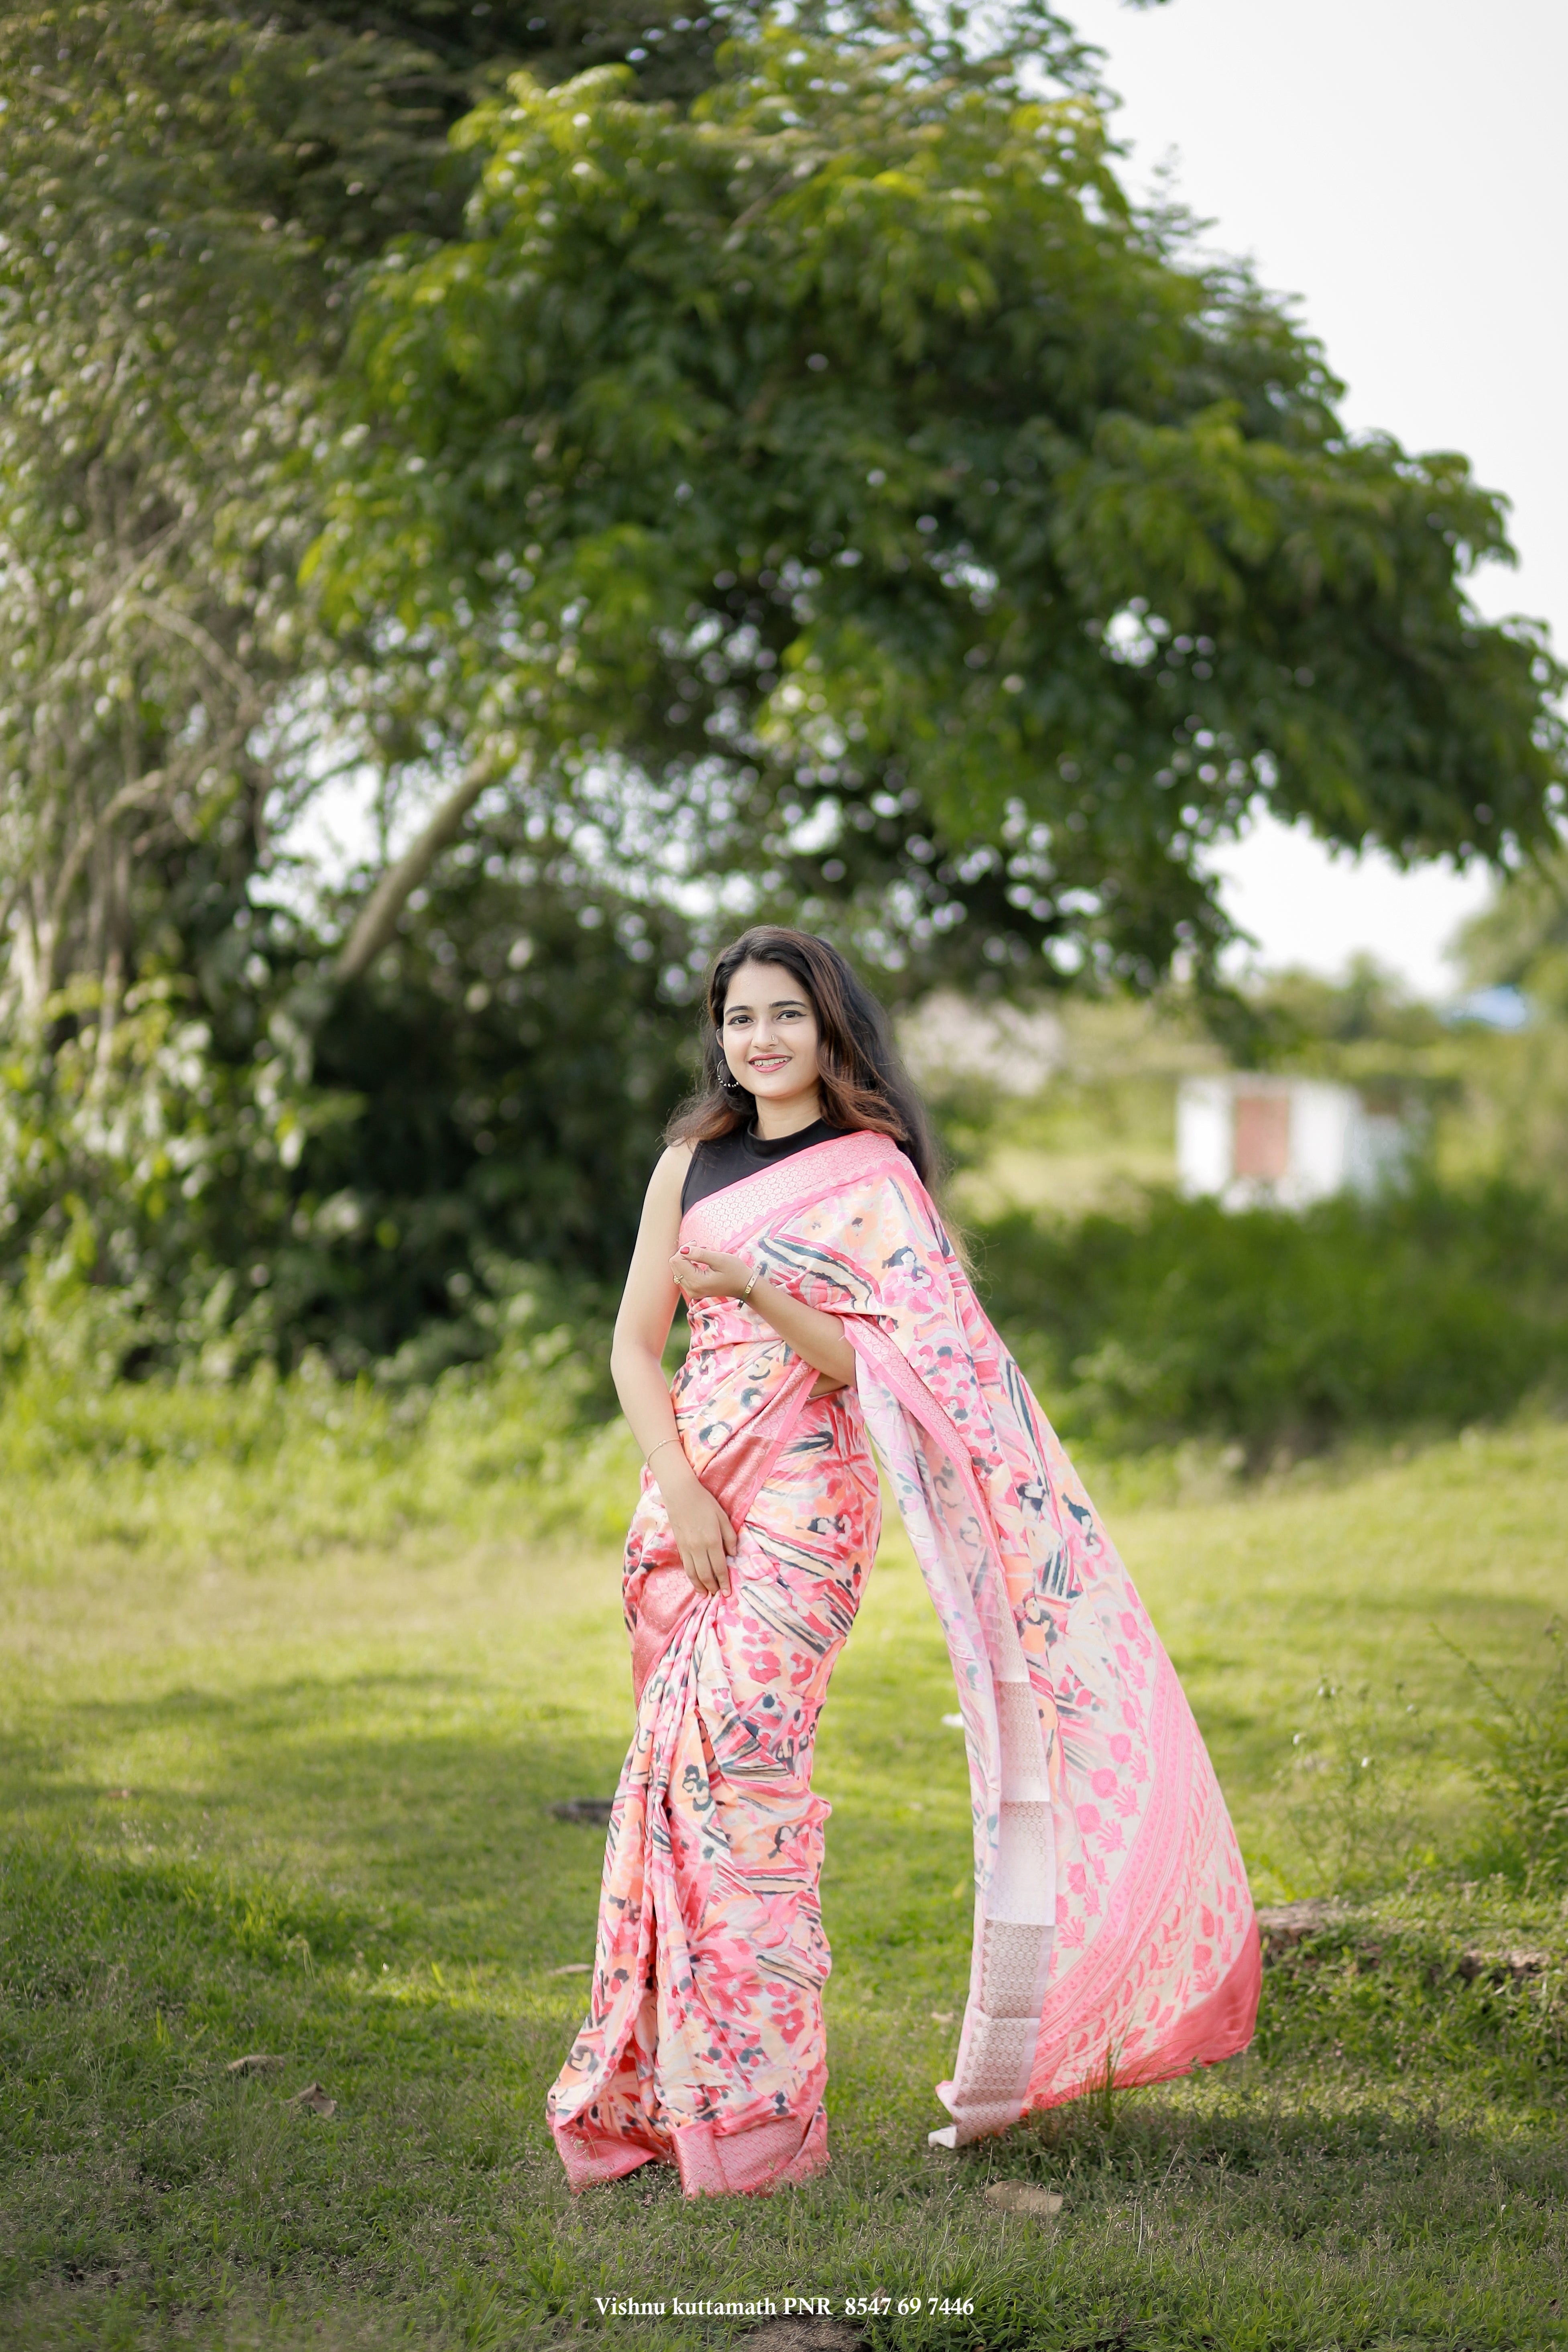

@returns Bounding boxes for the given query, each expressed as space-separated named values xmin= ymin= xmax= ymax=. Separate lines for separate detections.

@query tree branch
xmin=28 ymin=509 xmax=198 ymax=704
xmin=124 ymin=594 xmax=264 ymax=716
xmin=47 ymin=767 xmax=172 ymax=935
xmin=334 ymin=751 xmax=511 ymax=983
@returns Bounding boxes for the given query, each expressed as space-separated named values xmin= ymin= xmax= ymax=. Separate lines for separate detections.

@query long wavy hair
xmin=667 ymin=927 xmax=938 ymax=1188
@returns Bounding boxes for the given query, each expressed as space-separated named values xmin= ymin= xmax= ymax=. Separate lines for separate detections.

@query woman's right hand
xmin=657 ymin=1463 xmax=738 ymax=1596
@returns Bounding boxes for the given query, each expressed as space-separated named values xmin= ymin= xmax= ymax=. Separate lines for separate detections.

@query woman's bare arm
xmin=610 ymin=1148 xmax=738 ymax=1597
xmin=609 ymin=1147 xmax=688 ymax=1460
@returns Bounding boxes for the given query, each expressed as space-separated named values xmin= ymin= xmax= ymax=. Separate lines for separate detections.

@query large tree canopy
xmin=0 ymin=0 xmax=764 ymax=1027
xmin=314 ymin=30 xmax=1566 ymax=990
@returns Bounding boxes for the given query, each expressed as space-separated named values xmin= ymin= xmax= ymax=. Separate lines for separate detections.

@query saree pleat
xmin=548 ymin=1131 xmax=1259 ymax=2193
xmin=549 ymin=1389 xmax=879 ymax=2195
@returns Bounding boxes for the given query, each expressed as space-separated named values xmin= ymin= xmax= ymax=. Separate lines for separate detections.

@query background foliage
xmin=0 ymin=0 xmax=1565 ymax=1420
xmin=0 ymin=852 xmax=698 ymax=1379
xmin=974 ymin=1178 xmax=1568 ymax=1464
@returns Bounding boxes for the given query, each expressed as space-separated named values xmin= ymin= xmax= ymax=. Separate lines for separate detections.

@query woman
xmin=548 ymin=928 xmax=1259 ymax=2197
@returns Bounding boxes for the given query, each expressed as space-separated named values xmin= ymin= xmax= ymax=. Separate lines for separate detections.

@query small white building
xmin=1176 ymin=1075 xmax=1409 ymax=1209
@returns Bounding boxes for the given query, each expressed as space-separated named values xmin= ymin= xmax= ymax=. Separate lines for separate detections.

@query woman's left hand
xmin=669 ymin=1248 xmax=756 ymax=1300
xmin=672 ymin=1244 xmax=857 ymax=1393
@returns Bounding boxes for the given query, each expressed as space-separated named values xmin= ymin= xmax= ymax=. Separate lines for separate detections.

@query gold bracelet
xmin=645 ymin=1436 xmax=684 ymax=1469
xmin=738 ymin=1264 xmax=763 ymax=1306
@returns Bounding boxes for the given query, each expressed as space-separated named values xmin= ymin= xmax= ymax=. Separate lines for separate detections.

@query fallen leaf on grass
xmin=984 ymin=2181 xmax=1063 ymax=2218
xmin=226 ymin=2054 xmax=285 ymax=2075
xmin=287 ymin=2082 xmax=337 ymax=2117
xmin=104 ymin=1788 xmax=135 ymax=1801
xmin=549 ymin=1962 xmax=593 ymax=1976
xmin=930 ymin=2010 xmax=955 ymax=2024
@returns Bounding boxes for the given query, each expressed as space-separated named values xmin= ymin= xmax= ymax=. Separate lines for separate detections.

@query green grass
xmin=2 ymin=1384 xmax=1567 ymax=2350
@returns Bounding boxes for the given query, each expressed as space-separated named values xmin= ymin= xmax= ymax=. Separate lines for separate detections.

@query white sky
xmin=1064 ymin=0 xmax=1567 ymax=997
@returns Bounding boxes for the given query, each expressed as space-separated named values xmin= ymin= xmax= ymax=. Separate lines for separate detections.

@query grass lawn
xmin=2 ymin=1388 xmax=1566 ymax=2350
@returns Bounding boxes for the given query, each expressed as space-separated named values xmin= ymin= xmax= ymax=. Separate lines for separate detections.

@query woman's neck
xmin=752 ymin=1092 xmax=823 ymax=1141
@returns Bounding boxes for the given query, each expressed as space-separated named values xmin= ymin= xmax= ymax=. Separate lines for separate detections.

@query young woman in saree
xmin=548 ymin=928 xmax=1260 ymax=2197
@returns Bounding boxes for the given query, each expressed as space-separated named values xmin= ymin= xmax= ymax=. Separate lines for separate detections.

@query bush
xmin=1446 ymin=1622 xmax=1568 ymax=1894
xmin=974 ymin=1178 xmax=1568 ymax=1461
xmin=0 ymin=859 xmax=698 ymax=1381
xmin=0 ymin=1324 xmax=643 ymax=1571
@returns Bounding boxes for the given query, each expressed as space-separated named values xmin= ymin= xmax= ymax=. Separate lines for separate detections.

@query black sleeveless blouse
xmin=679 ymin=1119 xmax=840 ymax=1217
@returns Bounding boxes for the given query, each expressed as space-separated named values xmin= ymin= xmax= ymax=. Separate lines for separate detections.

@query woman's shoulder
xmin=839 ymin=1127 xmax=921 ymax=1181
xmin=800 ymin=1128 xmax=927 ymax=1213
xmin=645 ymin=1139 xmax=696 ymax=1201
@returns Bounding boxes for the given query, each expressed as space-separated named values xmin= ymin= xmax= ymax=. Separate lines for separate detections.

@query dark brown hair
xmin=667 ymin=927 xmax=938 ymax=1187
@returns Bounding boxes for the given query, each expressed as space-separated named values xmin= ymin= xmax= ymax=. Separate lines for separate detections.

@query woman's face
xmin=720 ymin=960 xmax=823 ymax=1113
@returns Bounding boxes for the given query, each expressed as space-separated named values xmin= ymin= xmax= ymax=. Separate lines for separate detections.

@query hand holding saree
xmin=547 ymin=1131 xmax=1259 ymax=2194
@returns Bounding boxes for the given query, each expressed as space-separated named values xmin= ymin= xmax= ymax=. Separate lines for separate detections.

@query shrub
xmin=1446 ymin=1622 xmax=1568 ymax=1894
xmin=0 ymin=864 xmax=696 ymax=1382
xmin=974 ymin=1177 xmax=1568 ymax=1460
xmin=0 ymin=1322 xmax=642 ymax=1571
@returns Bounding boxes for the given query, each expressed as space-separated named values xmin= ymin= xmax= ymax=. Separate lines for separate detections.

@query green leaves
xmin=315 ymin=23 xmax=1566 ymax=991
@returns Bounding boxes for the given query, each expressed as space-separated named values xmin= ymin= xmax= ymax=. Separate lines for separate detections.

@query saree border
xmin=679 ymin=1129 xmax=905 ymax=1254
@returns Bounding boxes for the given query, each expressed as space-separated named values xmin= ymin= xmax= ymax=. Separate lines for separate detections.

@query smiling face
xmin=720 ymin=960 xmax=824 ymax=1131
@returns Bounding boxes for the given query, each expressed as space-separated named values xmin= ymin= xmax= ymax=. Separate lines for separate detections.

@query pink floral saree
xmin=547 ymin=1132 xmax=1259 ymax=2194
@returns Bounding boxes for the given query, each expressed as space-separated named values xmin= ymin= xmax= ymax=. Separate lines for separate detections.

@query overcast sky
xmin=1063 ymin=0 xmax=1567 ymax=996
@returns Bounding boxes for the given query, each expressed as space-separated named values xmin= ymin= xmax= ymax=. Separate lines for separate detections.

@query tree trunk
xmin=334 ymin=753 xmax=509 ymax=984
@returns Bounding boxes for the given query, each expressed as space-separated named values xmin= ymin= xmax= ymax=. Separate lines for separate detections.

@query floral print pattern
xmin=548 ymin=1133 xmax=1259 ymax=2191
xmin=548 ymin=1387 xmax=878 ymax=2195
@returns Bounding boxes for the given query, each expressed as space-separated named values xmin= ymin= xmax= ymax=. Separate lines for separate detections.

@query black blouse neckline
xmin=743 ymin=1118 xmax=836 ymax=1156
xmin=679 ymin=1117 xmax=840 ymax=1215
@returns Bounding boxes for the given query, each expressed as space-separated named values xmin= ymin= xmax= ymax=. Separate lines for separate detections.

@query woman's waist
xmin=673 ymin=1328 xmax=794 ymax=1400
xmin=667 ymin=1381 xmax=867 ymax=1468
xmin=681 ymin=1299 xmax=791 ymax=1349
xmin=631 ymin=1386 xmax=873 ymax=1560
xmin=673 ymin=1344 xmax=862 ymax=1410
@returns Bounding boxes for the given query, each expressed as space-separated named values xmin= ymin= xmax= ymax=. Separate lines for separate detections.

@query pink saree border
xmin=678 ymin=1129 xmax=906 ymax=1255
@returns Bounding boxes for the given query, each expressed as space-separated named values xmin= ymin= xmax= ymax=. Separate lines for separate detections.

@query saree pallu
xmin=548 ymin=1131 xmax=1259 ymax=2193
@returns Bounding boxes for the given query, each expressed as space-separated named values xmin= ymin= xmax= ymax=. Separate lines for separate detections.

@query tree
xmin=6 ymin=2 xmax=1565 ymax=1375
xmin=0 ymin=0 xmax=744 ymax=1032
xmin=280 ymin=0 xmax=765 ymax=108
xmin=0 ymin=0 xmax=718 ymax=1368
xmin=313 ymin=28 xmax=1566 ymax=995
xmin=0 ymin=0 xmax=460 ymax=1030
